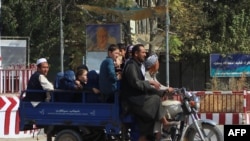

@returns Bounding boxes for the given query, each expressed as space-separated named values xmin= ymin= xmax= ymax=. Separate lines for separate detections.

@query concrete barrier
xmin=0 ymin=95 xmax=37 ymax=138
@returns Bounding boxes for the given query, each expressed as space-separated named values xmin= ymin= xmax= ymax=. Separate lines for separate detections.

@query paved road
xmin=0 ymin=125 xmax=224 ymax=141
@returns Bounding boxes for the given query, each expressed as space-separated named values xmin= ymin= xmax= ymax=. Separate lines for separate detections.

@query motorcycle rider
xmin=144 ymin=52 xmax=176 ymax=140
xmin=121 ymin=44 xmax=177 ymax=141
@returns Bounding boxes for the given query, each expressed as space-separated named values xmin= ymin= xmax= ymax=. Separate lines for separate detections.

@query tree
xmin=2 ymin=0 xmax=250 ymax=82
xmin=202 ymin=0 xmax=250 ymax=54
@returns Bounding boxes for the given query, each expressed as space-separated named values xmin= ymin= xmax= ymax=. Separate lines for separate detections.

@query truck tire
xmin=55 ymin=129 xmax=82 ymax=141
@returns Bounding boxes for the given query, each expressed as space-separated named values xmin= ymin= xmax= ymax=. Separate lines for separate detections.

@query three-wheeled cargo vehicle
xmin=18 ymin=89 xmax=137 ymax=141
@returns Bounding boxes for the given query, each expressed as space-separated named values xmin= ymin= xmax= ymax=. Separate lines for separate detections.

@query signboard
xmin=85 ymin=24 xmax=121 ymax=71
xmin=210 ymin=54 xmax=250 ymax=77
xmin=86 ymin=24 xmax=121 ymax=52
xmin=0 ymin=39 xmax=27 ymax=68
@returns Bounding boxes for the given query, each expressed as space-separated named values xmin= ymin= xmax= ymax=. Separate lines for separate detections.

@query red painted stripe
xmin=213 ymin=91 xmax=222 ymax=94
xmin=15 ymin=110 xmax=20 ymax=134
xmin=4 ymin=97 xmax=17 ymax=135
xmin=196 ymin=92 xmax=205 ymax=95
xmin=22 ymin=70 xmax=25 ymax=90
xmin=0 ymin=70 xmax=2 ymax=93
xmin=15 ymin=70 xmax=19 ymax=92
xmin=232 ymin=113 xmax=239 ymax=124
xmin=219 ymin=113 xmax=225 ymax=125
xmin=206 ymin=113 xmax=213 ymax=120
xmin=0 ymin=97 xmax=6 ymax=110
xmin=6 ymin=71 xmax=9 ymax=93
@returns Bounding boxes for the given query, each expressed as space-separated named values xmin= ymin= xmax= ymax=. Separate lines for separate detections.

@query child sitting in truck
xmin=55 ymin=70 xmax=80 ymax=102
xmin=74 ymin=69 xmax=101 ymax=103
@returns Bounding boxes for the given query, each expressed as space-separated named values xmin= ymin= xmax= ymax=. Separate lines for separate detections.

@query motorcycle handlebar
xmin=172 ymin=87 xmax=194 ymax=99
xmin=173 ymin=87 xmax=186 ymax=94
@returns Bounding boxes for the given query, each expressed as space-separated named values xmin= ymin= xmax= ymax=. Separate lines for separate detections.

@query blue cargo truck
xmin=18 ymin=90 xmax=137 ymax=141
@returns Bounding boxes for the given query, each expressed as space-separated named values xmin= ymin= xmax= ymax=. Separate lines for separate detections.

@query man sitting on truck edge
xmin=24 ymin=58 xmax=54 ymax=102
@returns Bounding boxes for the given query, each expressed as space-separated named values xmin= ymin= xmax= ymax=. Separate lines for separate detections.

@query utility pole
xmin=165 ymin=0 xmax=170 ymax=87
xmin=60 ymin=0 xmax=64 ymax=72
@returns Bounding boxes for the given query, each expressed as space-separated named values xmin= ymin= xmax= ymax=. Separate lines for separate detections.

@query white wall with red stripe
xmin=0 ymin=69 xmax=38 ymax=138
xmin=0 ymin=95 xmax=37 ymax=138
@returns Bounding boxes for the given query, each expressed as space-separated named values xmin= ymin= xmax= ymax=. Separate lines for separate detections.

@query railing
xmin=0 ymin=69 xmax=36 ymax=94
xmin=170 ymin=91 xmax=250 ymax=124
xmin=170 ymin=91 xmax=250 ymax=113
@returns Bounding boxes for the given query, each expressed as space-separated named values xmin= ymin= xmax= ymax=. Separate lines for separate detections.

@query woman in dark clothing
xmin=121 ymin=44 xmax=176 ymax=141
xmin=85 ymin=70 xmax=102 ymax=103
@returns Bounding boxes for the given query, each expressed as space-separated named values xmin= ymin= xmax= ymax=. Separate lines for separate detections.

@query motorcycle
xmin=160 ymin=87 xmax=224 ymax=141
xmin=99 ymin=87 xmax=224 ymax=141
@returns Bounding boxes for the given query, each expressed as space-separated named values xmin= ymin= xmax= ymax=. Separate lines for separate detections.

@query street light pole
xmin=165 ymin=0 xmax=170 ymax=87
xmin=60 ymin=0 xmax=64 ymax=72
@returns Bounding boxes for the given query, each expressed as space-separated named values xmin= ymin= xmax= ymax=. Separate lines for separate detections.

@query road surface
xmin=0 ymin=125 xmax=224 ymax=141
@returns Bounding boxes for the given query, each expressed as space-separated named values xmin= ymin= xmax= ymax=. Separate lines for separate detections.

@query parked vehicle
xmin=18 ymin=88 xmax=223 ymax=141
xmin=161 ymin=87 xmax=224 ymax=141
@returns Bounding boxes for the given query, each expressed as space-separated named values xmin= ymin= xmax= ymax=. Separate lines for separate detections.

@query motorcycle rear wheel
xmin=186 ymin=123 xmax=223 ymax=141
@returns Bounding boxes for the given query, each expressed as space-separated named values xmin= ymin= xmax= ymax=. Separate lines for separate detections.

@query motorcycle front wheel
xmin=186 ymin=123 xmax=223 ymax=141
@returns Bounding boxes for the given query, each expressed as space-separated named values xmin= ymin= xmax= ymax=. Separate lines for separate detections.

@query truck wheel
xmin=55 ymin=129 xmax=82 ymax=141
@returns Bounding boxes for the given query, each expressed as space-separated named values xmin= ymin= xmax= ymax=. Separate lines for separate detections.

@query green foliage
xmin=116 ymin=0 xmax=135 ymax=8
xmin=227 ymin=10 xmax=250 ymax=53
xmin=1 ymin=0 xmax=94 ymax=71
xmin=2 ymin=0 xmax=250 ymax=79
xmin=202 ymin=0 xmax=250 ymax=55
xmin=169 ymin=35 xmax=183 ymax=61
xmin=1 ymin=1 xmax=61 ymax=64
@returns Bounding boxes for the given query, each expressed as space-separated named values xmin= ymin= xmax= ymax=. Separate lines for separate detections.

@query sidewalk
xmin=0 ymin=130 xmax=52 ymax=141
xmin=0 ymin=135 xmax=48 ymax=141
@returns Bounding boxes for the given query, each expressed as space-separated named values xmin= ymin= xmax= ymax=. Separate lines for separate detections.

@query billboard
xmin=0 ymin=39 xmax=27 ymax=68
xmin=85 ymin=24 xmax=121 ymax=71
xmin=210 ymin=54 xmax=250 ymax=77
xmin=86 ymin=23 xmax=121 ymax=52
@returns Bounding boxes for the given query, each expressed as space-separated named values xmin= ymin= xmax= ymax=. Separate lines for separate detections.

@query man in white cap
xmin=24 ymin=58 xmax=54 ymax=102
xmin=144 ymin=53 xmax=173 ymax=91
xmin=144 ymin=53 xmax=176 ymax=141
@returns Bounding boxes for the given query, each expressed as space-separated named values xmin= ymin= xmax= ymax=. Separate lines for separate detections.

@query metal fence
xmin=0 ymin=69 xmax=35 ymax=94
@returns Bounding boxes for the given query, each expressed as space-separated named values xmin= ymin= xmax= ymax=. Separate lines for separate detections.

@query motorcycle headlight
xmin=194 ymin=96 xmax=200 ymax=111
xmin=189 ymin=96 xmax=200 ymax=111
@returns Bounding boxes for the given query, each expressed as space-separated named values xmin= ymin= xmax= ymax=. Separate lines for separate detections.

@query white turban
xmin=145 ymin=54 xmax=158 ymax=69
xmin=36 ymin=58 xmax=47 ymax=65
